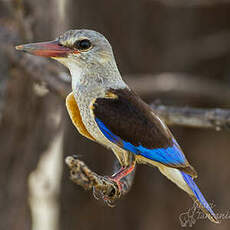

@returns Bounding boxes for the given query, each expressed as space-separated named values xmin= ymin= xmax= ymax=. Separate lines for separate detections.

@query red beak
xmin=15 ymin=40 xmax=72 ymax=57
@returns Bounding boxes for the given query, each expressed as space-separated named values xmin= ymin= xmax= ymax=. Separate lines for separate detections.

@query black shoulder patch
xmin=93 ymin=88 xmax=172 ymax=149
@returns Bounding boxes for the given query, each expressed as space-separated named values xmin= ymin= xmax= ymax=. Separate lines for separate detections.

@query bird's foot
xmin=106 ymin=163 xmax=136 ymax=197
xmin=65 ymin=155 xmax=135 ymax=207
xmin=92 ymin=175 xmax=121 ymax=207
xmin=92 ymin=164 xmax=135 ymax=206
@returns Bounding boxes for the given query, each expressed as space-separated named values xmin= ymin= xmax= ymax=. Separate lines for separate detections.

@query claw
xmin=104 ymin=198 xmax=116 ymax=208
xmin=92 ymin=180 xmax=119 ymax=206
xmin=92 ymin=187 xmax=100 ymax=200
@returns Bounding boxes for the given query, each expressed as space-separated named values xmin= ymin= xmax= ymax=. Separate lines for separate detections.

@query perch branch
xmin=151 ymin=104 xmax=230 ymax=131
xmin=65 ymin=156 xmax=136 ymax=206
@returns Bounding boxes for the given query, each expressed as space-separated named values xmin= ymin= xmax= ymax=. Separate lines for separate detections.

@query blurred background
xmin=0 ymin=0 xmax=230 ymax=229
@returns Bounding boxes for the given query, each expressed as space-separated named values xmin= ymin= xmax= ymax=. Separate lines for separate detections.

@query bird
xmin=16 ymin=29 xmax=219 ymax=224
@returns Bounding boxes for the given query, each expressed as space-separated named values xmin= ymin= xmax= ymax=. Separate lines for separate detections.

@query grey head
xmin=56 ymin=29 xmax=116 ymax=70
xmin=55 ymin=29 xmax=125 ymax=90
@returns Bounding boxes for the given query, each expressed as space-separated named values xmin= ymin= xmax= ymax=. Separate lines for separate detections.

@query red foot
xmin=110 ymin=164 xmax=136 ymax=191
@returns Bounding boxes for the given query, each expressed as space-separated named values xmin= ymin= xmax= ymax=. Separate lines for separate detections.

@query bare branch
xmin=65 ymin=156 xmax=136 ymax=206
xmin=151 ymin=104 xmax=230 ymax=131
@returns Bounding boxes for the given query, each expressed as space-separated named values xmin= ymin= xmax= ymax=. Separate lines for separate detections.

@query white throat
xmin=54 ymin=57 xmax=83 ymax=88
xmin=68 ymin=62 xmax=83 ymax=88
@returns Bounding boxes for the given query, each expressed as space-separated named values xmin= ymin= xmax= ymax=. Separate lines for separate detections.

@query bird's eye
xmin=74 ymin=39 xmax=92 ymax=51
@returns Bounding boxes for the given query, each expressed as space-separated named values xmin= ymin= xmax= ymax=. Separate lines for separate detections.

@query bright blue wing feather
xmin=181 ymin=171 xmax=217 ymax=221
xmin=96 ymin=118 xmax=186 ymax=166
xmin=96 ymin=118 xmax=120 ymax=143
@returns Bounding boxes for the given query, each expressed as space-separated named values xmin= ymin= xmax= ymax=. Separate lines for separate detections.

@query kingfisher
xmin=16 ymin=29 xmax=219 ymax=223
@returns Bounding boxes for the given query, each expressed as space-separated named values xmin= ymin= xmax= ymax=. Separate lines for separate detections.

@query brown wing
xmin=93 ymin=88 xmax=172 ymax=149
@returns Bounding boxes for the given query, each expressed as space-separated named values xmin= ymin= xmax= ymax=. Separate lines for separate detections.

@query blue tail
xmin=181 ymin=171 xmax=219 ymax=223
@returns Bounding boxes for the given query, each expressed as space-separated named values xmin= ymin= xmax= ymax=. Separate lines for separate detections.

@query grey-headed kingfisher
xmin=16 ymin=29 xmax=219 ymax=223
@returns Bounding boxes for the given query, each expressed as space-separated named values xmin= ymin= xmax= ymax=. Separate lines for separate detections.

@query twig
xmin=65 ymin=156 xmax=135 ymax=206
xmin=151 ymin=104 xmax=230 ymax=131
